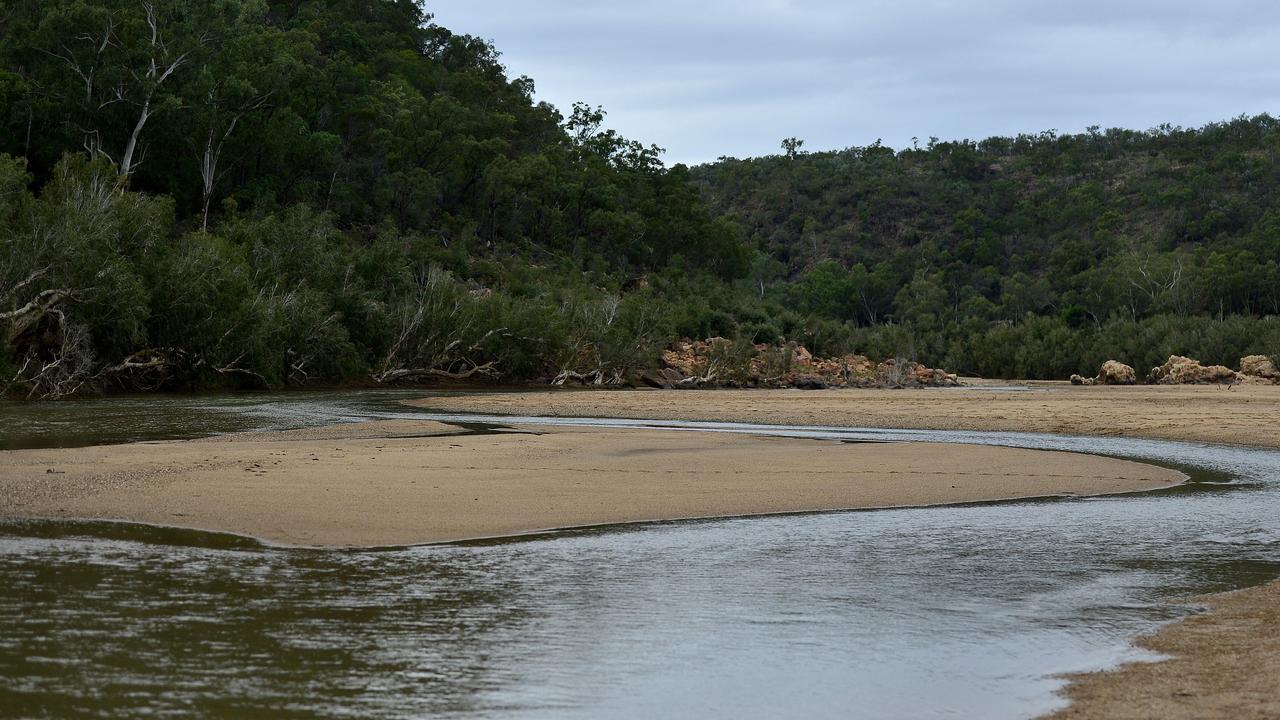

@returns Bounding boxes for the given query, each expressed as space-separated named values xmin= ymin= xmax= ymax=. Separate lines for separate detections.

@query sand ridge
xmin=405 ymin=383 xmax=1280 ymax=449
xmin=0 ymin=419 xmax=1183 ymax=547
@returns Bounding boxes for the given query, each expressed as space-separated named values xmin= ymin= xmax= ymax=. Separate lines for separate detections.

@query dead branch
xmin=373 ymin=362 xmax=499 ymax=384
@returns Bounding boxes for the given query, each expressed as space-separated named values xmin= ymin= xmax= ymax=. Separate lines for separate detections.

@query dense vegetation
xmin=1 ymin=0 xmax=1276 ymax=397
xmin=0 ymin=0 xmax=746 ymax=396
xmin=694 ymin=122 xmax=1280 ymax=377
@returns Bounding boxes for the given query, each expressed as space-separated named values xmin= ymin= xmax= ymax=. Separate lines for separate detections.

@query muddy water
xmin=1 ymin=391 xmax=1278 ymax=719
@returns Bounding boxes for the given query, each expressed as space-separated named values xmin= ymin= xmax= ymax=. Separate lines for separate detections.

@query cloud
xmin=429 ymin=1 xmax=1280 ymax=164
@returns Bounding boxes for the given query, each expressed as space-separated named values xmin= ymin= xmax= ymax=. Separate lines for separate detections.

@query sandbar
xmin=0 ymin=418 xmax=1182 ymax=547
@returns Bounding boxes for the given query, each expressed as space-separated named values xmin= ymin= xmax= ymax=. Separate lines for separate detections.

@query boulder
xmin=1146 ymin=355 xmax=1239 ymax=385
xmin=1240 ymin=355 xmax=1280 ymax=383
xmin=1097 ymin=360 xmax=1137 ymax=385
xmin=659 ymin=367 xmax=688 ymax=387
xmin=1069 ymin=374 xmax=1096 ymax=386
xmin=791 ymin=345 xmax=814 ymax=366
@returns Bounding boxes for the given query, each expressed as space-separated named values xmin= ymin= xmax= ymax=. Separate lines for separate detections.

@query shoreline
xmin=0 ymin=417 xmax=1183 ymax=548
xmin=5 ymin=386 xmax=1277 ymax=716
xmin=405 ymin=383 xmax=1280 ymax=449
xmin=1043 ymin=581 xmax=1280 ymax=719
xmin=404 ymin=387 xmax=1280 ymax=719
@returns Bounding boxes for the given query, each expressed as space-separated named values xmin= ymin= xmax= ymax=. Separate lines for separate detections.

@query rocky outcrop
xmin=1070 ymin=360 xmax=1137 ymax=386
xmin=874 ymin=359 xmax=962 ymax=388
xmin=1098 ymin=360 xmax=1138 ymax=385
xmin=1239 ymin=355 xmax=1280 ymax=383
xmin=649 ymin=339 xmax=960 ymax=390
xmin=1146 ymin=355 xmax=1239 ymax=385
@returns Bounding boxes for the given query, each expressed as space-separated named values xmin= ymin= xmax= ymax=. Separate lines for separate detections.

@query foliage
xmin=1 ymin=2 xmax=1276 ymax=395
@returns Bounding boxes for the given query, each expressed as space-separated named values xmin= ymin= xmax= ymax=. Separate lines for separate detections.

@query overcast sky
xmin=429 ymin=1 xmax=1280 ymax=165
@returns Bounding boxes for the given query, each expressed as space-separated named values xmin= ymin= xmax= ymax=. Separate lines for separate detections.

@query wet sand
xmin=0 ymin=419 xmax=1181 ymax=547
xmin=1045 ymin=581 xmax=1280 ymax=720
xmin=407 ymin=383 xmax=1280 ymax=449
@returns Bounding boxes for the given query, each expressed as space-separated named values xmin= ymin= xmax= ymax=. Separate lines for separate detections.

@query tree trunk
xmin=119 ymin=97 xmax=152 ymax=179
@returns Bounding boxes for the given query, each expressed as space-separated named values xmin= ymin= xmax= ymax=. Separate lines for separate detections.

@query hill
xmin=1 ymin=1 xmax=1276 ymax=396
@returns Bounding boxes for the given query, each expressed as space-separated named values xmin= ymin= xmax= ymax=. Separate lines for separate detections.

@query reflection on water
xmin=0 ymin=390 xmax=425 ymax=450
xmin=1 ymin=391 xmax=1279 ymax=719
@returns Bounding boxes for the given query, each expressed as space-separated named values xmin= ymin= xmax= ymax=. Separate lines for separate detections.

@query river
xmin=1 ymin=390 xmax=1277 ymax=718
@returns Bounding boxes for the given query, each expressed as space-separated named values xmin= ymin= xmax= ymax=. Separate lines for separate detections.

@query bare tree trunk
xmin=120 ymin=2 xmax=189 ymax=180
xmin=200 ymin=128 xmax=217 ymax=231
xmin=119 ymin=98 xmax=151 ymax=178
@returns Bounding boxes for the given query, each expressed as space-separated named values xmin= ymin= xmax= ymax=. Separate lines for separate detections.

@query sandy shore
xmin=1045 ymin=581 xmax=1280 ymax=720
xmin=0 ymin=418 xmax=1181 ymax=547
xmin=406 ymin=383 xmax=1280 ymax=449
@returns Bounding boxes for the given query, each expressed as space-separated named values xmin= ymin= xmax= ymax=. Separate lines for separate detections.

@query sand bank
xmin=406 ymin=383 xmax=1280 ymax=449
xmin=1045 ymin=580 xmax=1280 ymax=719
xmin=0 ymin=419 xmax=1181 ymax=547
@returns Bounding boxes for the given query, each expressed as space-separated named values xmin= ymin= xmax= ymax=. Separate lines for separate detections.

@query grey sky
xmin=429 ymin=1 xmax=1280 ymax=165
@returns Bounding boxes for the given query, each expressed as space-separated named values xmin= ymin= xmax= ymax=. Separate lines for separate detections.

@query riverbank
xmin=406 ymin=382 xmax=1280 ymax=449
xmin=407 ymin=386 xmax=1280 ymax=718
xmin=0 ymin=418 xmax=1181 ymax=547
xmin=1046 ymin=580 xmax=1280 ymax=719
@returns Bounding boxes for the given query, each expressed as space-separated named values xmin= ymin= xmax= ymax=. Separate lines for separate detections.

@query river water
xmin=1 ymin=391 xmax=1278 ymax=719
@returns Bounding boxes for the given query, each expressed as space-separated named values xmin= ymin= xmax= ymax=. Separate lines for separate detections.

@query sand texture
xmin=406 ymin=383 xmax=1280 ymax=449
xmin=0 ymin=419 xmax=1181 ymax=547
xmin=1045 ymin=580 xmax=1280 ymax=720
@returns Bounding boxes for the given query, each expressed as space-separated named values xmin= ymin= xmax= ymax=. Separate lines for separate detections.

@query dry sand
xmin=0 ymin=418 xmax=1181 ymax=547
xmin=406 ymin=382 xmax=1280 ymax=449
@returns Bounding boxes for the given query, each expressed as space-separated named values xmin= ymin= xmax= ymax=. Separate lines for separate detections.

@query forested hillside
xmin=693 ymin=121 xmax=1280 ymax=378
xmin=0 ymin=0 xmax=746 ymax=397
xmin=1 ymin=0 xmax=1277 ymax=397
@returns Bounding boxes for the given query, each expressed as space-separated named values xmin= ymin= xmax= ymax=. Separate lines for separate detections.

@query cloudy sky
xmin=430 ymin=1 xmax=1280 ymax=165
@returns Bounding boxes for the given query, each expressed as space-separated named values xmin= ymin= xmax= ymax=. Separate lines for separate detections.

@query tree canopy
xmin=0 ymin=1 xmax=1276 ymax=396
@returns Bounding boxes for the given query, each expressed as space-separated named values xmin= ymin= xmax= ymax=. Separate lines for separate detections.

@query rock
xmin=874 ymin=359 xmax=962 ymax=388
xmin=661 ymin=340 xmax=702 ymax=377
xmin=650 ymin=339 xmax=960 ymax=390
xmin=660 ymin=367 xmax=687 ymax=387
xmin=635 ymin=371 xmax=669 ymax=390
xmin=1097 ymin=360 xmax=1137 ymax=385
xmin=1071 ymin=361 xmax=1135 ymax=386
xmin=1240 ymin=355 xmax=1280 ymax=383
xmin=792 ymin=375 xmax=827 ymax=390
xmin=1147 ymin=355 xmax=1240 ymax=385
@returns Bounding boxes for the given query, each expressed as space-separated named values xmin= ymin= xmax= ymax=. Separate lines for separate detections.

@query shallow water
xmin=1 ymin=391 xmax=1278 ymax=719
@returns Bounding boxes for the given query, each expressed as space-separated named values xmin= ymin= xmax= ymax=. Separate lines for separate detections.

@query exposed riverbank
xmin=1046 ymin=581 xmax=1280 ymax=720
xmin=406 ymin=382 xmax=1280 ymax=449
xmin=0 ymin=418 xmax=1182 ymax=547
